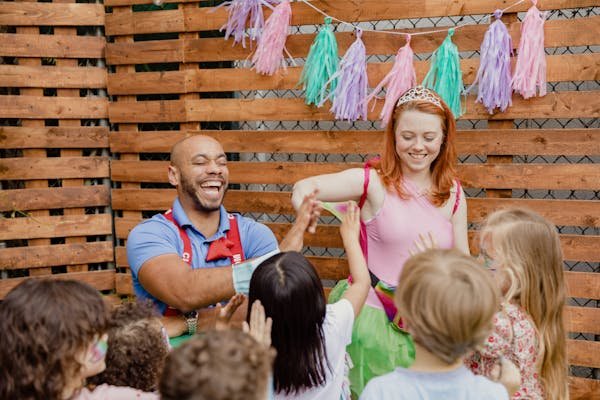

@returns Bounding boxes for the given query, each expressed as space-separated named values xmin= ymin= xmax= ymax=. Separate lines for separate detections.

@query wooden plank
xmin=183 ymin=16 xmax=600 ymax=63
xmin=107 ymin=70 xmax=190 ymax=96
xmin=0 ymin=186 xmax=110 ymax=212
xmin=115 ymin=241 xmax=600 ymax=294
xmin=105 ymin=8 xmax=184 ymax=36
xmin=102 ymin=0 xmax=598 ymax=31
xmin=107 ymin=53 xmax=600 ymax=94
xmin=567 ymin=339 xmax=600 ymax=368
xmin=109 ymin=129 xmax=600 ymax=156
xmin=0 ymin=270 xmax=116 ymax=299
xmin=114 ymin=216 xmax=600 ymax=262
xmin=0 ymin=2 xmax=104 ymax=26
xmin=1 ymin=33 xmax=105 ymax=59
xmin=0 ymin=65 xmax=106 ymax=89
xmin=458 ymin=164 xmax=600 ymax=191
xmin=466 ymin=198 xmax=600 ymax=228
xmin=565 ymin=306 xmax=600 ymax=335
xmin=456 ymin=129 xmax=600 ymax=156
xmin=106 ymin=16 xmax=600 ymax=64
xmin=565 ymin=271 xmax=600 ymax=300
xmin=0 ymin=242 xmax=114 ymax=269
xmin=0 ymin=96 xmax=108 ymax=120
xmin=0 ymin=157 xmax=109 ymax=180
xmin=107 ymin=91 xmax=600 ymax=123
xmin=570 ymin=377 xmax=600 ymax=400
xmin=110 ymin=189 xmax=600 ymax=228
xmin=0 ymin=126 xmax=109 ymax=149
xmin=105 ymin=38 xmax=182 ymax=65
xmin=0 ymin=214 xmax=113 ymax=241
xmin=110 ymin=160 xmax=600 ymax=191
xmin=469 ymin=232 xmax=600 ymax=264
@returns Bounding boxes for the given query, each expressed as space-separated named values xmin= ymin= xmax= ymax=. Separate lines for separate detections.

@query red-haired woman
xmin=291 ymin=86 xmax=469 ymax=397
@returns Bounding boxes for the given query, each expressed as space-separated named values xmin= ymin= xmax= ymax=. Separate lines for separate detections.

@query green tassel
xmin=299 ymin=17 xmax=339 ymax=106
xmin=422 ymin=28 xmax=464 ymax=118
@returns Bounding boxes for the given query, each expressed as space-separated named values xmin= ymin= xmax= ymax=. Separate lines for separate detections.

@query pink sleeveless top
xmin=363 ymin=179 xmax=455 ymax=309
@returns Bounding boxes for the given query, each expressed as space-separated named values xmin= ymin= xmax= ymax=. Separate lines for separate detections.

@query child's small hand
xmin=280 ymin=190 xmax=322 ymax=252
xmin=243 ymin=300 xmax=272 ymax=348
xmin=215 ymin=293 xmax=246 ymax=331
xmin=409 ymin=232 xmax=437 ymax=256
xmin=339 ymin=201 xmax=360 ymax=246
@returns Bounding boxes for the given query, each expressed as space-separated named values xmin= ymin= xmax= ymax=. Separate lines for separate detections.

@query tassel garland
xmin=220 ymin=0 xmax=277 ymax=48
xmin=512 ymin=0 xmax=547 ymax=99
xmin=252 ymin=0 xmax=292 ymax=76
xmin=422 ymin=28 xmax=464 ymax=118
xmin=298 ymin=17 xmax=339 ymax=106
xmin=321 ymin=29 xmax=369 ymax=121
xmin=366 ymin=35 xmax=416 ymax=127
xmin=468 ymin=10 xmax=513 ymax=114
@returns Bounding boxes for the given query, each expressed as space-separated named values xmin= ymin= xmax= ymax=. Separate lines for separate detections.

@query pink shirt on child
xmin=72 ymin=384 xmax=159 ymax=400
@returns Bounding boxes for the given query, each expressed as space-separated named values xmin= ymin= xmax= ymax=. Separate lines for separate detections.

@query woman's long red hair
xmin=372 ymin=95 xmax=458 ymax=207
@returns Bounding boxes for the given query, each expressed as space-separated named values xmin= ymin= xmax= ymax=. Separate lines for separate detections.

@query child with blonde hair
xmin=361 ymin=249 xmax=509 ymax=399
xmin=467 ymin=208 xmax=569 ymax=399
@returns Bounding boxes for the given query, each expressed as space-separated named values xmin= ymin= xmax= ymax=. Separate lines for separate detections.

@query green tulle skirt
xmin=329 ymin=279 xmax=415 ymax=397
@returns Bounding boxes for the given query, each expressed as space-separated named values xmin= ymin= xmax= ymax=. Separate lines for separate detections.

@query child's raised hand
xmin=243 ymin=300 xmax=272 ymax=348
xmin=339 ymin=201 xmax=360 ymax=246
xmin=409 ymin=232 xmax=438 ymax=256
xmin=215 ymin=293 xmax=246 ymax=331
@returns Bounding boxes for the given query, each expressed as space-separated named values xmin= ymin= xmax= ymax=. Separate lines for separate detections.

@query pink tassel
xmin=365 ymin=34 xmax=416 ymax=127
xmin=512 ymin=0 xmax=547 ymax=99
xmin=252 ymin=0 xmax=291 ymax=76
xmin=321 ymin=29 xmax=369 ymax=121
xmin=219 ymin=0 xmax=278 ymax=48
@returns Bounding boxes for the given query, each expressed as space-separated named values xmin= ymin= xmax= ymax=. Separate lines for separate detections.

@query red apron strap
xmin=163 ymin=209 xmax=192 ymax=265
xmin=226 ymin=214 xmax=245 ymax=265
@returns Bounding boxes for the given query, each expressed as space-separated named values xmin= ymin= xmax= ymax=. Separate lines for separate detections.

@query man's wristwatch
xmin=184 ymin=310 xmax=198 ymax=336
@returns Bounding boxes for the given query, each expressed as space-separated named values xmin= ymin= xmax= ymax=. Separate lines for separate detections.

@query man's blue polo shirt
xmin=126 ymin=198 xmax=278 ymax=313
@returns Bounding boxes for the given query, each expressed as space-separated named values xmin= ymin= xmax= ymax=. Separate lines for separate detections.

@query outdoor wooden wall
xmin=0 ymin=0 xmax=598 ymax=397
xmin=104 ymin=0 xmax=599 ymax=396
xmin=0 ymin=1 xmax=113 ymax=296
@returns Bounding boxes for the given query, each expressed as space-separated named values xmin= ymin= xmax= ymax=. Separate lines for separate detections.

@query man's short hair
xmin=395 ymin=249 xmax=500 ymax=364
xmin=160 ymin=329 xmax=275 ymax=400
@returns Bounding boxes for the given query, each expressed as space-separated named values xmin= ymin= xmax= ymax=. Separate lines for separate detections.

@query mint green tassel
xmin=299 ymin=17 xmax=339 ymax=106
xmin=422 ymin=28 xmax=464 ymax=118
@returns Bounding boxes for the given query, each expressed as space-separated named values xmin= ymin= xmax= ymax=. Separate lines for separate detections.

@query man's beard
xmin=180 ymin=176 xmax=227 ymax=213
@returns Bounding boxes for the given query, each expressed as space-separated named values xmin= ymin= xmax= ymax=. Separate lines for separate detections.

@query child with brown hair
xmin=160 ymin=304 xmax=275 ymax=400
xmin=0 ymin=279 xmax=158 ymax=400
xmin=87 ymin=301 xmax=169 ymax=393
xmin=360 ymin=249 xmax=509 ymax=400
xmin=466 ymin=208 xmax=569 ymax=399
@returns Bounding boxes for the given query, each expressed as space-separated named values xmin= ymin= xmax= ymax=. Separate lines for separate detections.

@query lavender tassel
xmin=220 ymin=0 xmax=278 ymax=48
xmin=467 ymin=10 xmax=513 ymax=114
xmin=320 ymin=29 xmax=368 ymax=121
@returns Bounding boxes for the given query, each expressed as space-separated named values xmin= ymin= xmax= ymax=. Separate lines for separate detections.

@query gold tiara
xmin=397 ymin=86 xmax=444 ymax=110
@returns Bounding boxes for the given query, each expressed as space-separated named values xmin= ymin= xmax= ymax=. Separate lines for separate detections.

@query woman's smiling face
xmin=394 ymin=109 xmax=444 ymax=175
